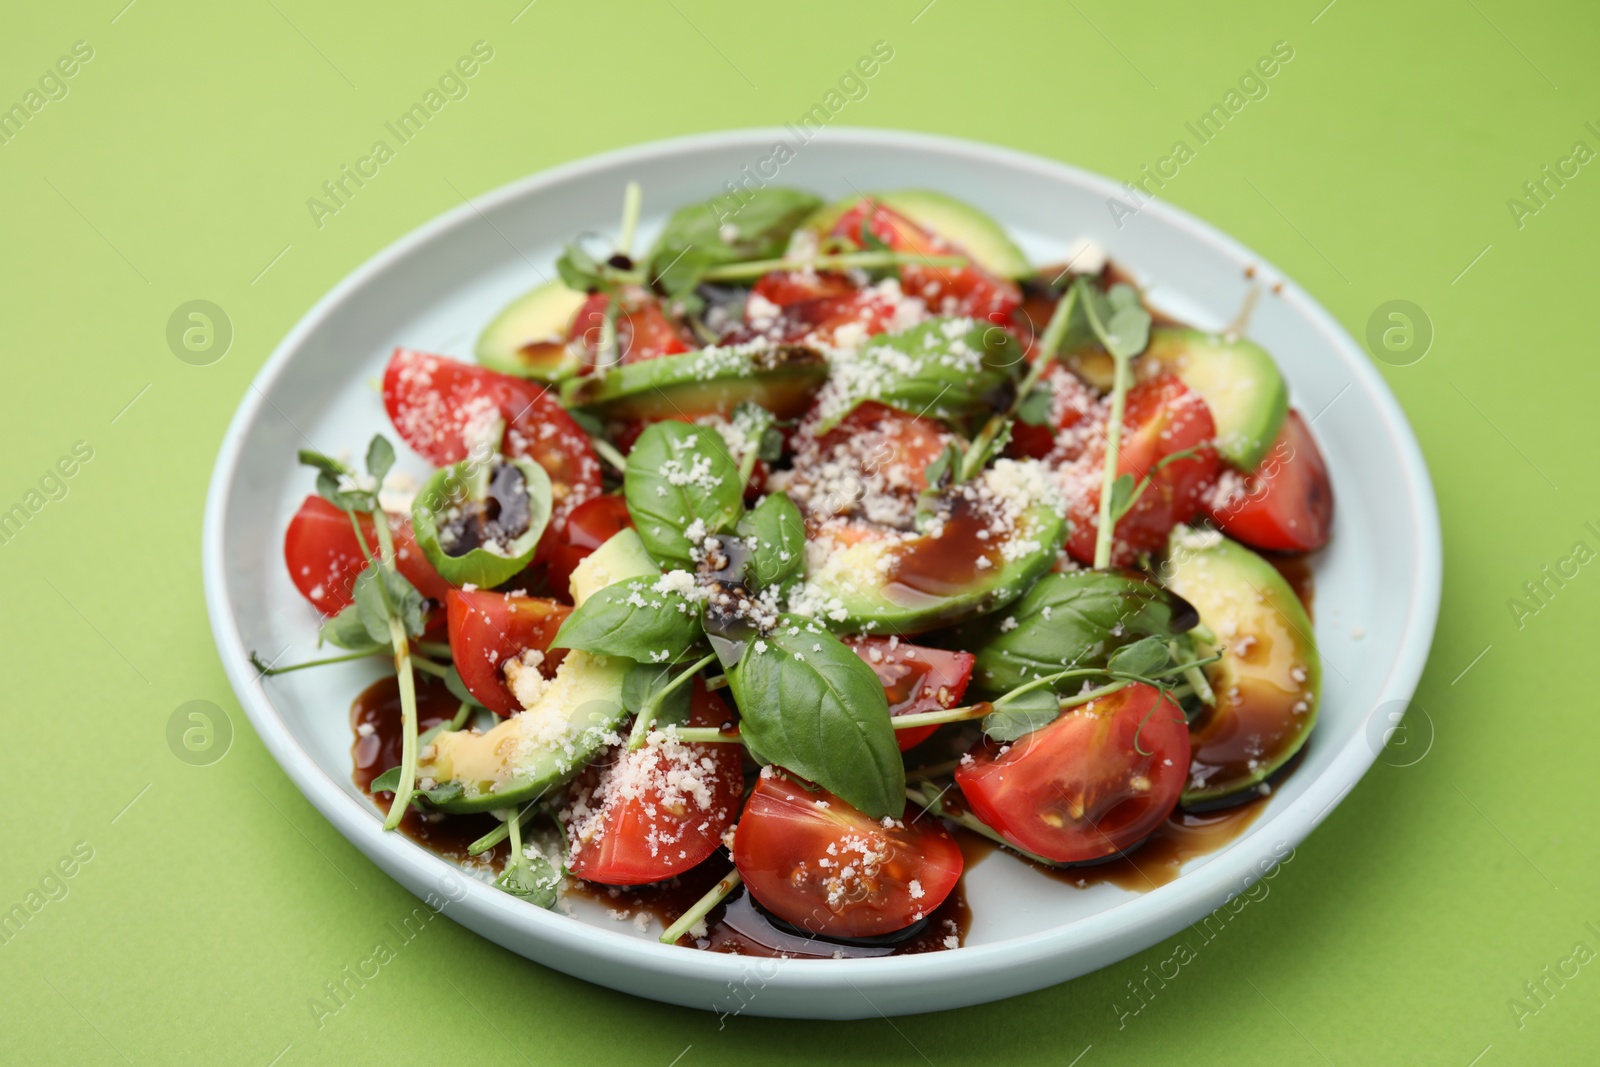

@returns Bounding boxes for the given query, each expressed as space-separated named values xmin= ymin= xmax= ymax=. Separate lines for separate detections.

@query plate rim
xmin=202 ymin=126 xmax=1442 ymax=1004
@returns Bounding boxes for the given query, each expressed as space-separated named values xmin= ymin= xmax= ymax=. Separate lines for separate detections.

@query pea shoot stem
xmin=591 ymin=437 xmax=629 ymax=474
xmin=254 ymin=649 xmax=378 ymax=675
xmin=369 ymin=508 xmax=422 ymax=833
xmin=904 ymin=783 xmax=1059 ymax=867
xmin=617 ymin=181 xmax=642 ymax=257
xmin=626 ymin=653 xmax=716 ymax=752
xmin=660 ymin=870 xmax=741 ymax=946
xmin=468 ymin=800 xmax=541 ymax=856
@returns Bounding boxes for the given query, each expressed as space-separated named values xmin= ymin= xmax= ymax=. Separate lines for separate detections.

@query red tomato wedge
xmin=750 ymin=270 xmax=858 ymax=307
xmin=1206 ymin=409 xmax=1333 ymax=552
xmin=381 ymin=349 xmax=602 ymax=522
xmin=565 ymin=680 xmax=744 ymax=886
xmin=283 ymin=495 xmax=452 ymax=615
xmin=567 ymin=289 xmax=694 ymax=367
xmin=543 ymin=495 xmax=636 ymax=602
xmin=444 ymin=589 xmax=571 ymax=716
xmin=1064 ymin=374 xmax=1221 ymax=567
xmin=736 ymin=283 xmax=918 ymax=348
xmin=811 ymin=401 xmax=951 ymax=495
xmin=733 ymin=770 xmax=963 ymax=939
xmin=955 ymin=683 xmax=1190 ymax=864
xmin=829 ymin=201 xmax=1020 ymax=324
xmin=846 ymin=637 xmax=975 ymax=751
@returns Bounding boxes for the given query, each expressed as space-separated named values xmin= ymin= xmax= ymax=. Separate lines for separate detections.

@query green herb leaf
xmin=1107 ymin=634 xmax=1174 ymax=678
xmin=1107 ymin=472 xmax=1137 ymax=525
xmin=556 ymin=240 xmax=606 ymax=293
xmin=814 ymin=317 xmax=1022 ymax=433
xmin=1017 ymin=385 xmax=1055 ymax=427
xmin=495 ymin=849 xmax=562 ymax=909
xmin=319 ymin=603 xmax=385 ymax=652
xmin=728 ymin=615 xmax=904 ymax=819
xmin=737 ymin=492 xmax=806 ymax=593
xmin=365 ymin=435 xmax=395 ymax=485
xmin=620 ymin=662 xmax=693 ymax=728
xmin=551 ymin=576 xmax=705 ymax=663
xmin=444 ymin=665 xmax=486 ymax=709
xmin=623 ymin=421 xmax=744 ymax=569
xmin=298 ymin=449 xmax=377 ymax=513
xmin=353 ymin=565 xmax=427 ymax=643
xmin=369 ymin=766 xmax=463 ymax=806
xmin=645 ymin=188 xmax=824 ymax=296
xmin=983 ymin=687 xmax=1061 ymax=742
xmin=1081 ymin=281 xmax=1152 ymax=362
xmin=955 ymin=570 xmax=1198 ymax=694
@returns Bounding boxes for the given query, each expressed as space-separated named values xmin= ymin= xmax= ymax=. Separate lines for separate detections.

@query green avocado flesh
xmin=801 ymin=481 xmax=1067 ymax=635
xmin=414 ymin=530 xmax=658 ymax=813
xmin=475 ymin=281 xmax=586 ymax=381
xmin=1164 ymin=528 xmax=1320 ymax=807
xmin=804 ymin=189 xmax=1031 ymax=278
xmin=1140 ymin=328 xmax=1288 ymax=471
xmin=562 ymin=343 xmax=828 ymax=421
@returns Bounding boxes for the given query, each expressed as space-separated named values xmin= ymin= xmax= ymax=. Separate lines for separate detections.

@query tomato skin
xmin=751 ymin=270 xmax=857 ymax=307
xmin=1064 ymin=374 xmax=1221 ymax=567
xmin=955 ymin=683 xmax=1190 ymax=864
xmin=381 ymin=349 xmax=602 ymax=524
xmin=445 ymin=590 xmax=571 ymax=716
xmin=734 ymin=771 xmax=963 ymax=938
xmin=283 ymin=495 xmax=451 ymax=615
xmin=567 ymin=289 xmax=694 ymax=367
xmin=814 ymin=401 xmax=951 ymax=495
xmin=829 ymin=201 xmax=1020 ymax=324
xmin=565 ymin=681 xmax=744 ymax=886
xmin=846 ymin=637 xmax=975 ymax=751
xmin=543 ymin=495 xmax=636 ymax=601
xmin=1206 ymin=410 xmax=1333 ymax=552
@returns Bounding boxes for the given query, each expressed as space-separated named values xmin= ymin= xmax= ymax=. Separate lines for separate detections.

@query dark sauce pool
xmin=351 ymin=675 xmax=506 ymax=870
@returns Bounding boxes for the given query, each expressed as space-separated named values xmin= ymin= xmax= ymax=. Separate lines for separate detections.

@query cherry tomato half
xmin=283 ymin=495 xmax=452 ymax=615
xmin=567 ymin=288 xmax=694 ymax=368
xmin=955 ymin=683 xmax=1190 ymax=864
xmin=733 ymin=770 xmax=963 ymax=939
xmin=542 ymin=495 xmax=636 ymax=602
xmin=750 ymin=269 xmax=857 ymax=307
xmin=1064 ymin=374 xmax=1221 ymax=567
xmin=1206 ymin=409 xmax=1333 ymax=553
xmin=381 ymin=349 xmax=602 ymax=523
xmin=1008 ymin=365 xmax=1101 ymax=461
xmin=565 ymin=680 xmax=744 ymax=886
xmin=444 ymin=589 xmax=571 ymax=716
xmin=846 ymin=637 xmax=975 ymax=751
xmin=830 ymin=201 xmax=1020 ymax=324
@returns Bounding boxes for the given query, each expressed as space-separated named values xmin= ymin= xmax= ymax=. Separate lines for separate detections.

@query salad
xmin=265 ymin=182 xmax=1332 ymax=954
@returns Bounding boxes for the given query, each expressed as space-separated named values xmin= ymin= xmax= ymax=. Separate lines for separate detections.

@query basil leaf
xmin=624 ymin=421 xmax=744 ymax=569
xmin=1107 ymin=634 xmax=1173 ymax=678
xmin=620 ymin=662 xmax=693 ymax=728
xmin=320 ymin=602 xmax=384 ymax=652
xmin=957 ymin=571 xmax=1197 ymax=694
xmin=728 ymin=615 xmax=903 ymax=819
xmin=646 ymin=187 xmax=824 ymax=296
xmin=737 ymin=492 xmax=806 ymax=593
xmin=353 ymin=565 xmax=427 ymax=643
xmin=1107 ymin=472 xmax=1137 ymax=524
xmin=365 ymin=434 xmax=395 ymax=485
xmin=370 ymin=766 xmax=463 ymax=806
xmin=556 ymin=242 xmax=605 ymax=293
xmin=815 ymin=317 xmax=1022 ymax=433
xmin=299 ymin=449 xmax=376 ymax=513
xmin=495 ymin=850 xmax=562 ymax=909
xmin=983 ymin=687 xmax=1060 ymax=743
xmin=552 ymin=577 xmax=705 ymax=663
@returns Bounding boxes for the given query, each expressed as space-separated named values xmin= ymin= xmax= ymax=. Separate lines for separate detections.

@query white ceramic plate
xmin=203 ymin=128 xmax=1441 ymax=1019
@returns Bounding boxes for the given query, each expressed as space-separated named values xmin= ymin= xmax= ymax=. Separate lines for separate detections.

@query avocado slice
xmin=476 ymin=281 xmax=586 ymax=381
xmin=804 ymin=190 xmax=1031 ymax=278
xmin=797 ymin=462 xmax=1066 ymax=635
xmin=1139 ymin=328 xmax=1288 ymax=471
xmin=414 ymin=529 xmax=659 ymax=813
xmin=562 ymin=342 xmax=828 ymax=421
xmin=1163 ymin=527 xmax=1320 ymax=807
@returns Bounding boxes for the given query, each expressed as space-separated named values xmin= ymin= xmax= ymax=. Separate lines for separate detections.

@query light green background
xmin=3 ymin=0 xmax=1596 ymax=1063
